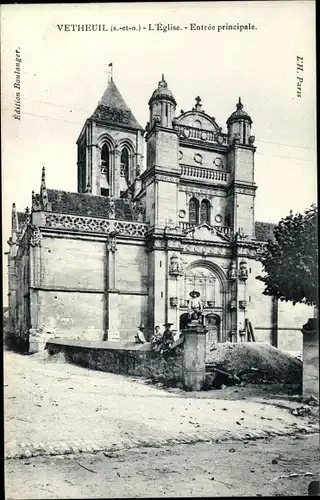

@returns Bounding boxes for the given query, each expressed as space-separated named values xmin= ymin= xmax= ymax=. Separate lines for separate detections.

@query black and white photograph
xmin=1 ymin=1 xmax=318 ymax=498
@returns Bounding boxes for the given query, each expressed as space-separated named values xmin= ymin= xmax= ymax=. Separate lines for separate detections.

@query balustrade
xmin=181 ymin=165 xmax=229 ymax=183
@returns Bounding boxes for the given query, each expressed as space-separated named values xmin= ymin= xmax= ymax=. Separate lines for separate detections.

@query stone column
xmin=113 ymin=148 xmax=121 ymax=198
xmin=182 ymin=322 xmax=207 ymax=391
xmin=301 ymin=318 xmax=319 ymax=399
xmin=29 ymin=227 xmax=42 ymax=353
xmin=106 ymin=233 xmax=120 ymax=341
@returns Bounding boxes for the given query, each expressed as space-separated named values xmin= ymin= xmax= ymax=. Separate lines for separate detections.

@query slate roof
xmin=255 ymin=221 xmax=276 ymax=242
xmin=148 ymin=74 xmax=177 ymax=106
xmin=90 ymin=78 xmax=143 ymax=131
xmin=46 ymin=189 xmax=134 ymax=221
xmin=227 ymin=98 xmax=252 ymax=125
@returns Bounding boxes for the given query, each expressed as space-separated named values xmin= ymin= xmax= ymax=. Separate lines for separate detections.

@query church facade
xmin=6 ymin=75 xmax=310 ymax=352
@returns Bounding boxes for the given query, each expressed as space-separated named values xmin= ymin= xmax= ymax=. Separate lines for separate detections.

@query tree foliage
xmin=256 ymin=204 xmax=318 ymax=306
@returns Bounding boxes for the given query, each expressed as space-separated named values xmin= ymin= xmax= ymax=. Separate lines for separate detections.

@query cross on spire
xmin=195 ymin=96 xmax=202 ymax=110
xmin=107 ymin=62 xmax=113 ymax=83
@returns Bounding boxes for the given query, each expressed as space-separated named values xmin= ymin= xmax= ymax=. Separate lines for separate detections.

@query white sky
xmin=1 ymin=1 xmax=317 ymax=301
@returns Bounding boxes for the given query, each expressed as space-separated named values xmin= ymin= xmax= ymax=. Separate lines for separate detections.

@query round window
xmin=194 ymin=153 xmax=203 ymax=164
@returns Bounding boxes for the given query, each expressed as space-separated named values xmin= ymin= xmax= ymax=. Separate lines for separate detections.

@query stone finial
xmin=24 ymin=206 xmax=31 ymax=224
xmin=32 ymin=191 xmax=43 ymax=211
xmin=11 ymin=203 xmax=19 ymax=233
xmin=40 ymin=166 xmax=48 ymax=209
xmin=159 ymin=73 xmax=167 ymax=87
xmin=237 ymin=97 xmax=243 ymax=110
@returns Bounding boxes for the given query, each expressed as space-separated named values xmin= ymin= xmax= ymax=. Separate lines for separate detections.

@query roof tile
xmin=47 ymin=189 xmax=134 ymax=221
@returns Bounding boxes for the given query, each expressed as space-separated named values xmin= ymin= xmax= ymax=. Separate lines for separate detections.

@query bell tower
xmin=76 ymin=77 xmax=144 ymax=198
xmin=226 ymin=98 xmax=257 ymax=237
xmin=143 ymin=74 xmax=180 ymax=227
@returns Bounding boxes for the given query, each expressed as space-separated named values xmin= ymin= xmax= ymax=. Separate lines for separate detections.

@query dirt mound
xmin=206 ymin=342 xmax=302 ymax=385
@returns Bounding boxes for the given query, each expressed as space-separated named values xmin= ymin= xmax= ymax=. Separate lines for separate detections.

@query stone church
xmin=6 ymin=74 xmax=309 ymax=352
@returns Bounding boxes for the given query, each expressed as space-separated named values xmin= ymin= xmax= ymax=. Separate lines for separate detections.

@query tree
xmin=256 ymin=204 xmax=318 ymax=307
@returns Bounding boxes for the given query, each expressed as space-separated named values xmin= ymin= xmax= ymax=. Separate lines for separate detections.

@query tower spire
xmin=107 ymin=62 xmax=113 ymax=84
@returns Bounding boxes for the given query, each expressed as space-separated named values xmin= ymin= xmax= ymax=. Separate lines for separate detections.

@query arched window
xmin=189 ymin=197 xmax=199 ymax=225
xmin=120 ymin=147 xmax=130 ymax=196
xmin=120 ymin=147 xmax=129 ymax=183
xmin=101 ymin=144 xmax=110 ymax=184
xmin=200 ymin=199 xmax=210 ymax=224
xmin=194 ymin=119 xmax=202 ymax=129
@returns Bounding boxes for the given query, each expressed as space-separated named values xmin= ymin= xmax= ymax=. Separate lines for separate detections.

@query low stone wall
xmin=46 ymin=339 xmax=185 ymax=386
xmin=45 ymin=324 xmax=207 ymax=391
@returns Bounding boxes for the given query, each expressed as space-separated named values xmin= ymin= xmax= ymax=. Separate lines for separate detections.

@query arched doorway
xmin=179 ymin=313 xmax=189 ymax=331
xmin=204 ymin=313 xmax=221 ymax=348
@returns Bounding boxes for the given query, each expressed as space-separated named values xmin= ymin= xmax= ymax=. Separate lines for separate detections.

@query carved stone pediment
xmin=184 ymin=223 xmax=231 ymax=243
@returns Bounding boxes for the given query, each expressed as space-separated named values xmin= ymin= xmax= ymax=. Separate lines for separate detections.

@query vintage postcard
xmin=2 ymin=1 xmax=318 ymax=498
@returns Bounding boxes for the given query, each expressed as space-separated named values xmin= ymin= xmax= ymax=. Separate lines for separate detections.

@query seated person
xmin=160 ymin=323 xmax=175 ymax=353
xmin=151 ymin=325 xmax=162 ymax=350
xmin=135 ymin=324 xmax=146 ymax=344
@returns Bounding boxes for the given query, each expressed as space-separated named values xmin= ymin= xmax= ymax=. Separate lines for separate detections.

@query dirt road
xmin=4 ymin=350 xmax=319 ymax=498
xmin=5 ymin=435 xmax=319 ymax=498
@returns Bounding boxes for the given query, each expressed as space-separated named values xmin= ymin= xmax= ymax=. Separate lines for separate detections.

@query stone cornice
xmin=145 ymin=124 xmax=179 ymax=141
xmin=226 ymin=181 xmax=258 ymax=196
xmin=141 ymin=165 xmax=181 ymax=185
xmin=226 ymin=143 xmax=256 ymax=153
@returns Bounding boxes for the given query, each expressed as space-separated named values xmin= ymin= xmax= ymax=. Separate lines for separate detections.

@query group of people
xmin=135 ymin=322 xmax=176 ymax=353
xmin=134 ymin=289 xmax=204 ymax=351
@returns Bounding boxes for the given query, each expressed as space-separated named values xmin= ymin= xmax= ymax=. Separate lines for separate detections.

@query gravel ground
xmin=4 ymin=349 xmax=319 ymax=498
xmin=4 ymin=350 xmax=318 ymax=460
xmin=5 ymin=435 xmax=320 ymax=498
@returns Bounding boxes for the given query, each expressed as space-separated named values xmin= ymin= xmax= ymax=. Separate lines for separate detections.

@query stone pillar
xmin=182 ymin=322 xmax=207 ymax=391
xmin=301 ymin=318 xmax=319 ymax=399
xmin=107 ymin=291 xmax=120 ymax=341
xmin=271 ymin=297 xmax=278 ymax=347
xmin=29 ymin=228 xmax=43 ymax=353
xmin=106 ymin=233 xmax=120 ymax=341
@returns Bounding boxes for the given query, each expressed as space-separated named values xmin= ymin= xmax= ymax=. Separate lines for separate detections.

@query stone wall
xmin=41 ymin=236 xmax=106 ymax=291
xmin=36 ymin=235 xmax=149 ymax=343
xmin=241 ymin=259 xmax=273 ymax=342
xmin=37 ymin=290 xmax=105 ymax=341
xmin=46 ymin=339 xmax=184 ymax=386
xmin=278 ymin=301 xmax=312 ymax=355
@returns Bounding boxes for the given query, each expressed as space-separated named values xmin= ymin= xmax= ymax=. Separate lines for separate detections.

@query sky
xmin=1 ymin=1 xmax=317 ymax=300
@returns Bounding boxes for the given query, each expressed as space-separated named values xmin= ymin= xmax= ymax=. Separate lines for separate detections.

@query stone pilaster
xmin=106 ymin=233 xmax=120 ymax=341
xmin=29 ymin=227 xmax=42 ymax=353
xmin=182 ymin=322 xmax=207 ymax=391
